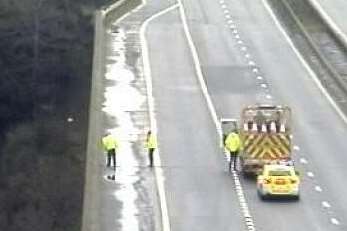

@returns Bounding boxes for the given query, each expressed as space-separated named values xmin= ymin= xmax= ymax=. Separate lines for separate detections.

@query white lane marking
xmin=308 ymin=0 xmax=347 ymax=48
xmin=219 ymin=0 xmax=225 ymax=4
xmin=225 ymin=14 xmax=231 ymax=19
xmin=252 ymin=68 xmax=259 ymax=73
xmin=331 ymin=218 xmax=340 ymax=225
xmin=266 ymin=94 xmax=272 ymax=99
xmin=229 ymin=24 xmax=236 ymax=29
xmin=233 ymin=29 xmax=238 ymax=34
xmin=260 ymin=83 xmax=267 ymax=88
xmin=241 ymin=46 xmax=247 ymax=51
xmin=262 ymin=0 xmax=347 ymax=125
xmin=293 ymin=145 xmax=300 ymax=151
xmin=140 ymin=4 xmax=180 ymax=231
xmin=178 ymin=0 xmax=256 ymax=230
xmin=322 ymin=201 xmax=331 ymax=209
xmin=224 ymin=10 xmax=229 ymax=14
xmin=299 ymin=158 xmax=308 ymax=164
xmin=235 ymin=34 xmax=240 ymax=39
xmin=257 ymin=76 xmax=263 ymax=80
xmin=228 ymin=20 xmax=234 ymax=24
xmin=238 ymin=40 xmax=244 ymax=44
xmin=221 ymin=4 xmax=227 ymax=9
xmin=248 ymin=61 xmax=256 ymax=66
xmin=315 ymin=185 xmax=323 ymax=192
xmin=307 ymin=171 xmax=315 ymax=178
xmin=177 ymin=0 xmax=221 ymax=133
xmin=245 ymin=53 xmax=251 ymax=58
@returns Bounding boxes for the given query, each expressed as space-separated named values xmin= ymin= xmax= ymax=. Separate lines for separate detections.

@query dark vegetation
xmin=0 ymin=0 xmax=113 ymax=230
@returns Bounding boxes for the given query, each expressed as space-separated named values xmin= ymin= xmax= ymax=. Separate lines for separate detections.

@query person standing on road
xmin=145 ymin=130 xmax=157 ymax=167
xmin=102 ymin=132 xmax=119 ymax=170
xmin=225 ymin=130 xmax=242 ymax=172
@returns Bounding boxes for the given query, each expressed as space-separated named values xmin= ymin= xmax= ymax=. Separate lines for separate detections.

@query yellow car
xmin=257 ymin=164 xmax=300 ymax=200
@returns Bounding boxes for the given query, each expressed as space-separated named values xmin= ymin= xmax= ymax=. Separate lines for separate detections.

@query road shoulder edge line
xmin=261 ymin=0 xmax=347 ymax=125
xmin=140 ymin=4 xmax=180 ymax=231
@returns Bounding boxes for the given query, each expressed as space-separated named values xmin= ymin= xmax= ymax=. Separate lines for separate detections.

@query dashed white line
xmin=260 ymin=83 xmax=267 ymax=88
xmin=238 ymin=40 xmax=244 ymax=44
xmin=307 ymin=171 xmax=315 ymax=178
xmin=228 ymin=19 xmax=234 ymax=24
xmin=293 ymin=145 xmax=300 ymax=151
xmin=315 ymin=185 xmax=323 ymax=192
xmin=245 ymin=54 xmax=251 ymax=58
xmin=178 ymin=1 xmax=256 ymax=230
xmin=248 ymin=61 xmax=256 ymax=66
xmin=266 ymin=94 xmax=272 ymax=99
xmin=299 ymin=157 xmax=308 ymax=164
xmin=233 ymin=29 xmax=238 ymax=34
xmin=252 ymin=68 xmax=259 ymax=73
xmin=330 ymin=218 xmax=340 ymax=225
xmin=257 ymin=76 xmax=263 ymax=80
xmin=224 ymin=10 xmax=229 ymax=14
xmin=225 ymin=14 xmax=231 ymax=19
xmin=221 ymin=4 xmax=227 ymax=9
xmin=322 ymin=201 xmax=331 ymax=209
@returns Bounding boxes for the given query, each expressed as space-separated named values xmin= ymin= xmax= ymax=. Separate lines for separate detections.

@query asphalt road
xmin=95 ymin=0 xmax=347 ymax=230
xmin=145 ymin=0 xmax=347 ymax=230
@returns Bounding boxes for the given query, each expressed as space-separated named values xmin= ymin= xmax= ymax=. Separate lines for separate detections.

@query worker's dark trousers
xmin=148 ymin=148 xmax=155 ymax=167
xmin=107 ymin=149 xmax=116 ymax=169
xmin=229 ymin=151 xmax=239 ymax=171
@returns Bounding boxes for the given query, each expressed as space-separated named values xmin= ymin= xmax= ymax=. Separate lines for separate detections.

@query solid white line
xmin=177 ymin=0 xmax=256 ymax=230
xmin=262 ymin=0 xmax=347 ymax=125
xmin=308 ymin=0 xmax=347 ymax=48
xmin=140 ymin=4 xmax=180 ymax=231
xmin=177 ymin=0 xmax=221 ymax=135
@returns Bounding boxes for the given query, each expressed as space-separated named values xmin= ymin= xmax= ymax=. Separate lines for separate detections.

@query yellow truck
xmin=221 ymin=105 xmax=293 ymax=175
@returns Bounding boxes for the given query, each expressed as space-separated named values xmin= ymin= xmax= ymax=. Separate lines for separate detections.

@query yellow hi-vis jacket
xmin=102 ymin=134 xmax=118 ymax=151
xmin=225 ymin=132 xmax=241 ymax=153
xmin=146 ymin=134 xmax=157 ymax=149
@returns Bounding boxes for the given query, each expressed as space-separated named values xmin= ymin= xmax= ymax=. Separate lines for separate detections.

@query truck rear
xmin=240 ymin=105 xmax=292 ymax=174
xmin=220 ymin=105 xmax=293 ymax=175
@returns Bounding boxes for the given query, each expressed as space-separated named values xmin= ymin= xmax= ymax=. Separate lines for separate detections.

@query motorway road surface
xmin=99 ymin=0 xmax=347 ymax=230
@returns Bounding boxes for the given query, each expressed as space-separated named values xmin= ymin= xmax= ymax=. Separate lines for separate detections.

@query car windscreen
xmin=268 ymin=170 xmax=291 ymax=176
